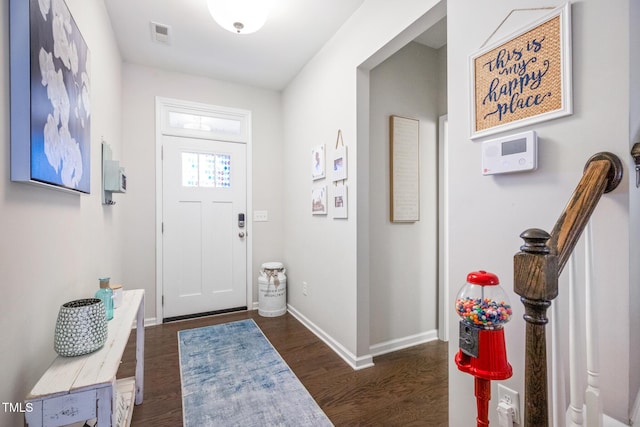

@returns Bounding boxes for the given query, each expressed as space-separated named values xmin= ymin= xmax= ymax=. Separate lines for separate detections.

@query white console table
xmin=25 ymin=290 xmax=145 ymax=427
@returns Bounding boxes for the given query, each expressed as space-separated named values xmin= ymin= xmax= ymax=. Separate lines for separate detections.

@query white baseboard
xmin=369 ymin=329 xmax=439 ymax=357
xmin=598 ymin=387 xmax=640 ymax=426
xmin=604 ymin=414 xmax=629 ymax=427
xmin=287 ymin=304 xmax=374 ymax=370
xmin=567 ymin=406 xmax=632 ymax=427
xmin=131 ymin=317 xmax=157 ymax=328
xmin=144 ymin=317 xmax=157 ymax=327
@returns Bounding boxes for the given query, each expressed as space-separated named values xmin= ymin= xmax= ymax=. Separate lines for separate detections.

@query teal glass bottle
xmin=95 ymin=277 xmax=114 ymax=321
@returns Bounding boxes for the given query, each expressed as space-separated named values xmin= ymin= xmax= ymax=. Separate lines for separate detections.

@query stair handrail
xmin=513 ymin=152 xmax=623 ymax=427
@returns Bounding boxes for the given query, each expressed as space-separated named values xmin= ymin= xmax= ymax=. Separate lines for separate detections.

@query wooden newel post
xmin=514 ymin=228 xmax=558 ymax=427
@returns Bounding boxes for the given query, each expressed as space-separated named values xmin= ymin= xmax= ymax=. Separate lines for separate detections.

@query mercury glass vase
xmin=54 ymin=298 xmax=108 ymax=357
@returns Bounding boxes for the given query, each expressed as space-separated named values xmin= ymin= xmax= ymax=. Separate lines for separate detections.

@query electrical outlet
xmin=498 ymin=384 xmax=521 ymax=425
xmin=302 ymin=281 xmax=308 ymax=296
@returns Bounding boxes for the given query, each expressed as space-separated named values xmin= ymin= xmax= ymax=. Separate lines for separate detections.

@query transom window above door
xmin=160 ymin=101 xmax=249 ymax=143
xmin=168 ymin=111 xmax=241 ymax=136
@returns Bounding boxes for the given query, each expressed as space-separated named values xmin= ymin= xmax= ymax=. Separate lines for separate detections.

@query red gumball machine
xmin=455 ymin=271 xmax=513 ymax=427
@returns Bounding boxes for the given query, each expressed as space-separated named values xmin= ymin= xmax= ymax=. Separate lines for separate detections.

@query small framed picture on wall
xmin=311 ymin=186 xmax=327 ymax=215
xmin=332 ymin=146 xmax=347 ymax=181
xmin=332 ymin=184 xmax=347 ymax=219
xmin=311 ymin=145 xmax=325 ymax=180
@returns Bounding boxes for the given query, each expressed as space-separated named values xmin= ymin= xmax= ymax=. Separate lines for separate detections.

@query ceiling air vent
xmin=150 ymin=21 xmax=171 ymax=45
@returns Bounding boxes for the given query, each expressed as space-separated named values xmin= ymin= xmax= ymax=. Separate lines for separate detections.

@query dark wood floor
xmin=119 ymin=310 xmax=448 ymax=426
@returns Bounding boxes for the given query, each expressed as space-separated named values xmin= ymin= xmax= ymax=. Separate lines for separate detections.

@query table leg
xmin=135 ymin=294 xmax=144 ymax=405
xmin=96 ymin=385 xmax=112 ymax=426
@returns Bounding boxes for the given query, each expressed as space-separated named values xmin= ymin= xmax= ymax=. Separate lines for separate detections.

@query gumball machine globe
xmin=455 ymin=273 xmax=512 ymax=329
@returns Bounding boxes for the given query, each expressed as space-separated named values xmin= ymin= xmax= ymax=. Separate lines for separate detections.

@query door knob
xmin=239 ymin=232 xmax=245 ymax=238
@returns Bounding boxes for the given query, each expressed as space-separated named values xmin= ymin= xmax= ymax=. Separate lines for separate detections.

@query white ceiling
xmin=103 ymin=0 xmax=446 ymax=91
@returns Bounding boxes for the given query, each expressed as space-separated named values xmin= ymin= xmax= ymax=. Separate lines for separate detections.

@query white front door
xmin=162 ymin=135 xmax=247 ymax=319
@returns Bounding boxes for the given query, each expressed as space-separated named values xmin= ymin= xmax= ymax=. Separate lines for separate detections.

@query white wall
xmin=120 ymin=64 xmax=284 ymax=321
xmin=368 ymin=42 xmax=443 ymax=350
xmin=0 ymin=1 xmax=123 ymax=426
xmin=282 ymin=0 xmax=445 ymax=366
xmin=447 ymin=0 xmax=634 ymax=424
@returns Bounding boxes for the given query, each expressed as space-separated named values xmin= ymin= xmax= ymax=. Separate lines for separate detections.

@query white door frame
xmin=438 ymin=114 xmax=449 ymax=341
xmin=155 ymin=97 xmax=253 ymax=322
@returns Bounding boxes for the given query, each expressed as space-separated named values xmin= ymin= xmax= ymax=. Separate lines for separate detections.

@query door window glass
xmin=182 ymin=152 xmax=199 ymax=187
xmin=181 ymin=152 xmax=231 ymax=188
xmin=215 ymin=154 xmax=231 ymax=188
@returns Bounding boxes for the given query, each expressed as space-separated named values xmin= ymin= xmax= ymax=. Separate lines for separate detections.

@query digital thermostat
xmin=482 ymin=130 xmax=537 ymax=175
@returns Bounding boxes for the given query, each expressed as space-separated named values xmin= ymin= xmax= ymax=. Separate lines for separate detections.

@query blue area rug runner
xmin=178 ymin=319 xmax=333 ymax=426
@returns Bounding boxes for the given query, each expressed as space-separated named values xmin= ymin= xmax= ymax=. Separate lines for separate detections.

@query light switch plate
xmin=253 ymin=210 xmax=268 ymax=222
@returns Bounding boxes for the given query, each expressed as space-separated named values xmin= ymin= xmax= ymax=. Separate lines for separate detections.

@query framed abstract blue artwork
xmin=10 ymin=0 xmax=91 ymax=194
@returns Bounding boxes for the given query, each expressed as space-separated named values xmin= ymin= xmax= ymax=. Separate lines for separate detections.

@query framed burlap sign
xmin=470 ymin=4 xmax=572 ymax=139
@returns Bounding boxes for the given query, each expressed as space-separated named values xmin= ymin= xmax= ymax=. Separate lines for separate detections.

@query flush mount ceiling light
xmin=207 ymin=0 xmax=270 ymax=34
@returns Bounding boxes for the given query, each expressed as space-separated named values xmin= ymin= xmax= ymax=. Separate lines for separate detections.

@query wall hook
xmin=631 ymin=143 xmax=640 ymax=188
